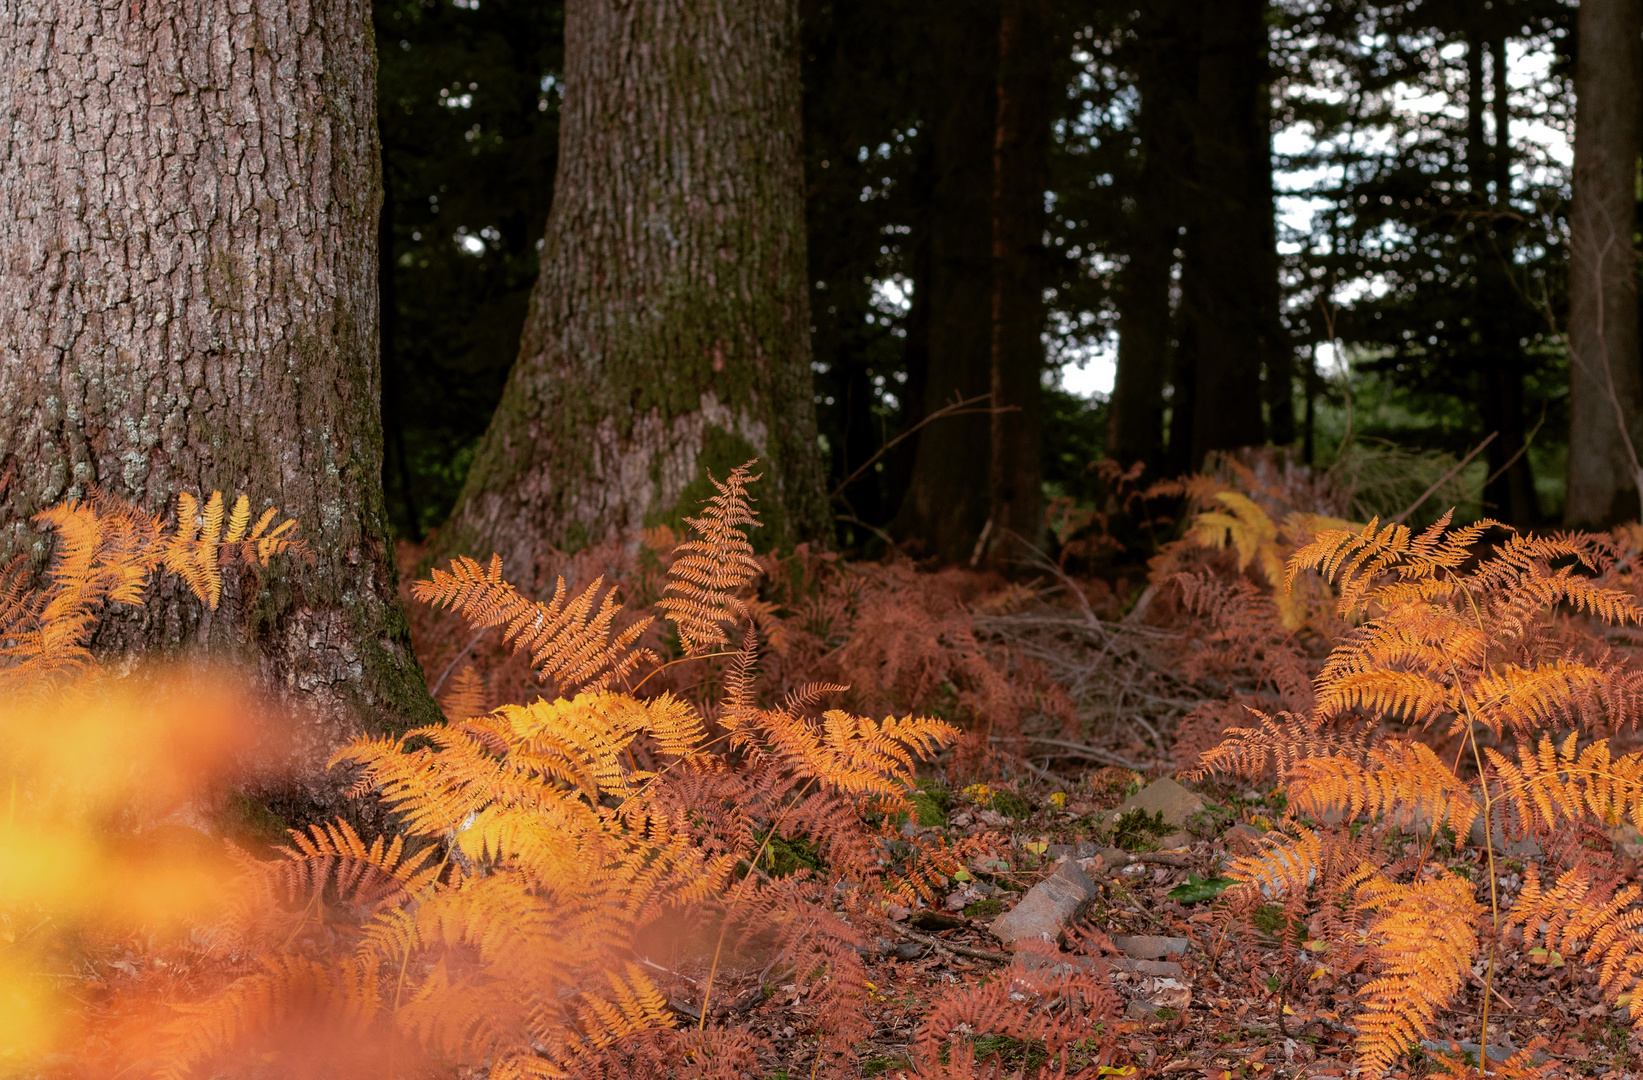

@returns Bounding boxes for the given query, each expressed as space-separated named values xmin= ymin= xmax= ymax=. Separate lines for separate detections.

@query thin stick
xmin=429 ymin=626 xmax=489 ymax=698
xmin=1391 ymin=430 xmax=1498 ymax=525
xmin=830 ymin=392 xmax=1003 ymax=499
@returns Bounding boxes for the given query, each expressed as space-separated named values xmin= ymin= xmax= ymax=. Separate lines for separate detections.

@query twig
xmin=830 ymin=391 xmax=1003 ymax=499
xmin=429 ymin=626 xmax=489 ymax=698
xmin=889 ymin=923 xmax=1013 ymax=964
xmin=995 ymin=734 xmax=1145 ymax=771
xmin=1391 ymin=430 xmax=1498 ymax=525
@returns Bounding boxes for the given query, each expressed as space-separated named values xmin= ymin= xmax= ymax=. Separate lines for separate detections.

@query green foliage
xmin=1112 ymin=808 xmax=1173 ymax=852
xmin=1167 ymin=875 xmax=1236 ymax=905
xmin=990 ymin=790 xmax=1033 ymax=820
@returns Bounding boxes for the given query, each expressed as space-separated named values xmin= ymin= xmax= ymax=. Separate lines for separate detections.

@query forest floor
xmin=637 ymin=770 xmax=1643 ymax=1080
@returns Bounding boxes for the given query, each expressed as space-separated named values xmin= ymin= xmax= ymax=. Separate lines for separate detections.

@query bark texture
xmin=0 ymin=0 xmax=438 ymax=810
xmin=893 ymin=0 xmax=997 ymax=562
xmin=1566 ymin=0 xmax=1643 ymax=525
xmin=987 ymin=0 xmax=1049 ymax=562
xmin=437 ymin=0 xmax=829 ymax=572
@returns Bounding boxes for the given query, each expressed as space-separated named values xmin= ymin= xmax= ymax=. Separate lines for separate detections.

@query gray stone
xmin=1109 ymin=957 xmax=1185 ymax=977
xmin=1420 ymin=1039 xmax=1537 ymax=1066
xmin=1114 ymin=778 xmax=1205 ymax=848
xmin=1111 ymin=934 xmax=1189 ymax=960
xmin=989 ymin=859 xmax=1099 ymax=948
xmin=1224 ymin=823 xmax=1263 ymax=854
xmin=1047 ymin=841 xmax=1099 ymax=861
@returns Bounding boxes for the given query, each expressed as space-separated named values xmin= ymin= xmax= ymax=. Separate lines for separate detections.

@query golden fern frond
xmin=1286 ymin=516 xmax=1410 ymax=616
xmin=439 ymin=663 xmax=489 ymax=721
xmin=1190 ymin=710 xmax=1373 ymax=782
xmin=412 ymin=555 xmax=655 ymax=694
xmin=1225 ymin=826 xmax=1328 ymax=900
xmin=1489 ymin=734 xmax=1643 ymax=833
xmin=656 ymin=460 xmax=765 ymax=655
xmin=570 ymin=963 xmax=675 ymax=1052
xmin=272 ymin=819 xmax=443 ymax=913
xmin=1353 ymin=873 xmax=1481 ymax=1073
xmin=1286 ymin=740 xmax=1479 ymax=840
xmin=1465 ymin=660 xmax=1606 ymax=735
xmin=1189 ymin=491 xmax=1276 ymax=571
xmin=1315 ymin=667 xmax=1453 ymax=726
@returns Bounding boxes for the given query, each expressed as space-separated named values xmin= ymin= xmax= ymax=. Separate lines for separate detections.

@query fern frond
xmin=1190 ymin=710 xmax=1373 ymax=782
xmin=1490 ymin=734 xmax=1643 ymax=833
xmin=1224 ymin=827 xmax=1330 ymax=900
xmin=439 ymin=663 xmax=489 ymax=721
xmin=1286 ymin=740 xmax=1479 ymax=840
xmin=1353 ymin=873 xmax=1481 ymax=1073
xmin=656 ymin=461 xmax=765 ymax=655
xmin=570 ymin=964 xmax=676 ymax=1051
xmin=412 ymin=555 xmax=655 ymax=694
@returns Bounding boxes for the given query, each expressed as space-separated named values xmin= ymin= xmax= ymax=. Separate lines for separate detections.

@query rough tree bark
xmin=893 ymin=0 xmax=998 ymax=563
xmin=986 ymin=0 xmax=1050 ymax=563
xmin=1566 ymin=0 xmax=1643 ymax=526
xmin=1178 ymin=0 xmax=1271 ymax=467
xmin=1108 ymin=1 xmax=1196 ymax=471
xmin=0 ymin=0 xmax=438 ymax=810
xmin=436 ymin=0 xmax=829 ymax=572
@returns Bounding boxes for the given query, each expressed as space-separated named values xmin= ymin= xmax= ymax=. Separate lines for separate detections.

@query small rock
xmin=1111 ymin=934 xmax=1189 ymax=960
xmin=1126 ymin=999 xmax=1160 ymax=1021
xmin=1224 ymin=822 xmax=1263 ymax=854
xmin=989 ymin=859 xmax=1099 ymax=948
xmin=1115 ymin=778 xmax=1205 ymax=848
xmin=1419 ymin=1039 xmax=1536 ymax=1066
xmin=1047 ymin=841 xmax=1099 ymax=861
xmin=890 ymin=942 xmax=924 ymax=960
xmin=951 ymin=811 xmax=973 ymax=827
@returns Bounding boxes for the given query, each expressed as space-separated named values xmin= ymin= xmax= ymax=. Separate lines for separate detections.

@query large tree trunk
xmin=1566 ymin=0 xmax=1643 ymax=526
xmin=436 ymin=0 xmax=829 ymax=571
xmin=1179 ymin=0 xmax=1271 ymax=467
xmin=892 ymin=0 xmax=998 ymax=562
xmin=986 ymin=0 xmax=1050 ymax=563
xmin=0 ymin=0 xmax=438 ymax=811
xmin=1108 ymin=2 xmax=1197 ymax=472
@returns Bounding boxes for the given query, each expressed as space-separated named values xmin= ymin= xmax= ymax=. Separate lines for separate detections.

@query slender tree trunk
xmin=987 ymin=0 xmax=1050 ymax=563
xmin=1182 ymin=0 xmax=1270 ymax=465
xmin=1566 ymin=0 xmax=1643 ymax=525
xmin=436 ymin=0 xmax=829 ymax=571
xmin=893 ymin=0 xmax=997 ymax=562
xmin=1108 ymin=2 xmax=1196 ymax=472
xmin=1469 ymin=29 xmax=1538 ymax=524
xmin=0 ymin=0 xmax=439 ymax=812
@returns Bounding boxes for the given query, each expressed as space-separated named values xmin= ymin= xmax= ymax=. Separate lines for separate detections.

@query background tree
xmin=436 ymin=0 xmax=830 ymax=572
xmin=0 ymin=0 xmax=438 ymax=808
xmin=1565 ymin=0 xmax=1643 ymax=525
xmin=375 ymin=0 xmax=564 ymax=540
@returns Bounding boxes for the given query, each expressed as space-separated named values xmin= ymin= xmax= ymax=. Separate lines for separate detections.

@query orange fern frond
xmin=656 ymin=461 xmax=765 ymax=655
xmin=1489 ymin=734 xmax=1643 ymax=834
xmin=1189 ymin=710 xmax=1373 ymax=782
xmin=1353 ymin=873 xmax=1481 ymax=1073
xmin=1286 ymin=739 xmax=1480 ymax=840
xmin=412 ymin=555 xmax=655 ymax=694
xmin=439 ymin=663 xmax=489 ymax=721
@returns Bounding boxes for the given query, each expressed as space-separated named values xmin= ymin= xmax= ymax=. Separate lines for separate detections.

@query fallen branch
xmin=889 ymin=922 xmax=1014 ymax=964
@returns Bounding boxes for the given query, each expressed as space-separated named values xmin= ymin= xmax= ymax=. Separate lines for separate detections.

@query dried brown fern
xmin=655 ymin=461 xmax=764 ymax=655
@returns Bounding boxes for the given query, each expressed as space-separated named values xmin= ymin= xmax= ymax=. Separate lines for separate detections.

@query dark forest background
xmin=375 ymin=0 xmax=1580 ymax=548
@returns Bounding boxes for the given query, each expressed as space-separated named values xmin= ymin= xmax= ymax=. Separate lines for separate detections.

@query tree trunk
xmin=0 ymin=0 xmax=439 ymax=812
xmin=436 ymin=0 xmax=830 ymax=571
xmin=1181 ymin=0 xmax=1270 ymax=466
xmin=1108 ymin=1 xmax=1196 ymax=472
xmin=987 ymin=0 xmax=1050 ymax=563
xmin=893 ymin=0 xmax=997 ymax=562
xmin=1566 ymin=0 xmax=1643 ymax=525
